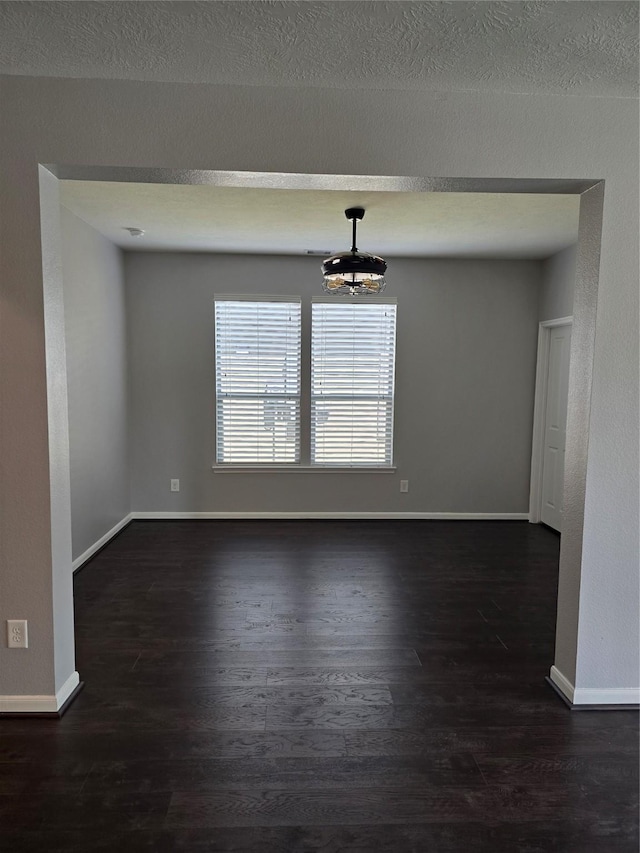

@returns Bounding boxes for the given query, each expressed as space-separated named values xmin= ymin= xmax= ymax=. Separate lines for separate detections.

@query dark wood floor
xmin=1 ymin=520 xmax=638 ymax=851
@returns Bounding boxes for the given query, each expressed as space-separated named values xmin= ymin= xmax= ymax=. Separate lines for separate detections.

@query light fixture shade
xmin=321 ymin=208 xmax=387 ymax=294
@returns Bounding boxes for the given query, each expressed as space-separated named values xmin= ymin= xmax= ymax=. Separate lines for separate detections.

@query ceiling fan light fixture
xmin=322 ymin=208 xmax=387 ymax=295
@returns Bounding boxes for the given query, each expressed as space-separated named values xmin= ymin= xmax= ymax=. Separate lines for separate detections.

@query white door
xmin=540 ymin=325 xmax=572 ymax=531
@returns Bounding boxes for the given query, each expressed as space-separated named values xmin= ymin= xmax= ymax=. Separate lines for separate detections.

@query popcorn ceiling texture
xmin=0 ymin=1 xmax=637 ymax=97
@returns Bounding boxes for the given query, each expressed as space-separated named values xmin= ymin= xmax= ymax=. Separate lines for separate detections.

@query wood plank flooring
xmin=1 ymin=520 xmax=637 ymax=851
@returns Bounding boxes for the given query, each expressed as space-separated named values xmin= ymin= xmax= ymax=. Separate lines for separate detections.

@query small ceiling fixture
xmin=322 ymin=208 xmax=387 ymax=295
xmin=124 ymin=227 xmax=145 ymax=238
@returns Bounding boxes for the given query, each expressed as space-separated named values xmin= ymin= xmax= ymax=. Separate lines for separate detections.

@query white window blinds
xmin=311 ymin=299 xmax=397 ymax=467
xmin=215 ymin=298 xmax=301 ymax=463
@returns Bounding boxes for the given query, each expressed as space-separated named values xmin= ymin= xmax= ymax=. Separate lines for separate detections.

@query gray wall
xmin=61 ymin=207 xmax=130 ymax=560
xmin=126 ymin=252 xmax=540 ymax=514
xmin=539 ymin=245 xmax=576 ymax=321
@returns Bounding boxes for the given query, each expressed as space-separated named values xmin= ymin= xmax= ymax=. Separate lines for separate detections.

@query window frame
xmin=310 ymin=296 xmax=397 ymax=469
xmin=212 ymin=295 xmax=397 ymax=472
xmin=214 ymin=295 xmax=302 ymax=467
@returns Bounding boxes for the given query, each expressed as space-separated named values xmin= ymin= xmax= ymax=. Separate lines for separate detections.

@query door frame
xmin=529 ymin=316 xmax=574 ymax=524
xmin=36 ymin=166 xmax=604 ymax=711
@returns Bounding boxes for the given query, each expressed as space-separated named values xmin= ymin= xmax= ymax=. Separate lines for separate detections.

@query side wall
xmin=539 ymin=245 xmax=576 ymax=322
xmin=61 ymin=207 xmax=130 ymax=561
xmin=125 ymin=252 xmax=540 ymax=515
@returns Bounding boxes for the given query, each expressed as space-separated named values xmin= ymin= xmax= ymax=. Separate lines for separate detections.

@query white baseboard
xmin=573 ymin=686 xmax=640 ymax=705
xmin=0 ymin=670 xmax=80 ymax=714
xmin=550 ymin=665 xmax=639 ymax=706
xmin=550 ymin=665 xmax=575 ymax=703
xmin=72 ymin=513 xmax=133 ymax=571
xmin=132 ymin=511 xmax=529 ymax=520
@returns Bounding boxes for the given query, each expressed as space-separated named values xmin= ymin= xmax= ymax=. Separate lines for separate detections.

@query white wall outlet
xmin=400 ymin=480 xmax=409 ymax=493
xmin=7 ymin=620 xmax=28 ymax=648
xmin=170 ymin=479 xmax=180 ymax=492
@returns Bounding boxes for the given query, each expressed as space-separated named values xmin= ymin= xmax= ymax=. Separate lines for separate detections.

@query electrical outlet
xmin=170 ymin=479 xmax=180 ymax=492
xmin=7 ymin=620 xmax=28 ymax=648
xmin=400 ymin=480 xmax=409 ymax=493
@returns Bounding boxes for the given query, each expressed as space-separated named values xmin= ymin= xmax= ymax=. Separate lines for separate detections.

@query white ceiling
xmin=1 ymin=1 xmax=637 ymax=98
xmin=60 ymin=181 xmax=580 ymax=259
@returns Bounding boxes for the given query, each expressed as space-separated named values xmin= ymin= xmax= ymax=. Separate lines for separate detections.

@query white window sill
xmin=212 ymin=465 xmax=396 ymax=474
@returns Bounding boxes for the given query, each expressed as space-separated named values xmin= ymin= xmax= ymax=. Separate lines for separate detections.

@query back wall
xmin=125 ymin=252 xmax=540 ymax=515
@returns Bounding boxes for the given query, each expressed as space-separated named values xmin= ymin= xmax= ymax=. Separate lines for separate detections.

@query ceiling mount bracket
xmin=344 ymin=207 xmax=365 ymax=221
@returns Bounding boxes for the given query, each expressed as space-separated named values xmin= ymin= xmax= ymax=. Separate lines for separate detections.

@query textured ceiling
xmin=60 ymin=181 xmax=580 ymax=259
xmin=0 ymin=1 xmax=637 ymax=97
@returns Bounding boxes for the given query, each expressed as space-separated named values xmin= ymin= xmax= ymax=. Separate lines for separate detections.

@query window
xmin=311 ymin=298 xmax=397 ymax=467
xmin=214 ymin=297 xmax=301 ymax=463
xmin=214 ymin=296 xmax=397 ymax=468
